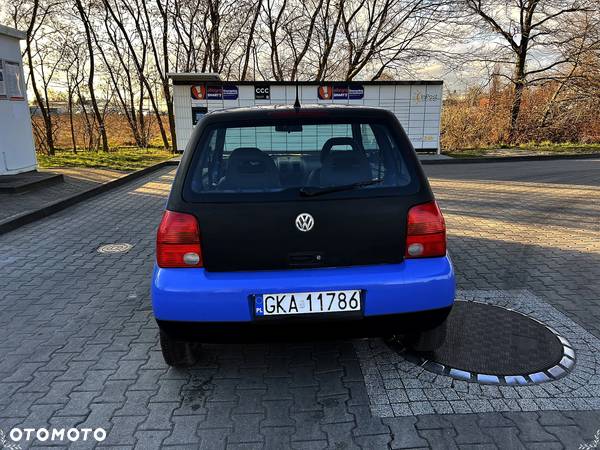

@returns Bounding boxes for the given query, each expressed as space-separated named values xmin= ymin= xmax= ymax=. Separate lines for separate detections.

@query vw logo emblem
xmin=295 ymin=213 xmax=314 ymax=232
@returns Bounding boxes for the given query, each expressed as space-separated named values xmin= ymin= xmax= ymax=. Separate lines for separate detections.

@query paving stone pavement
xmin=358 ymin=289 xmax=600 ymax=418
xmin=0 ymin=167 xmax=127 ymax=223
xmin=0 ymin=159 xmax=599 ymax=449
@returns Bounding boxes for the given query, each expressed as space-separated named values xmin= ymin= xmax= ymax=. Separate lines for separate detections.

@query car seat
xmin=218 ymin=147 xmax=281 ymax=191
xmin=308 ymin=137 xmax=372 ymax=186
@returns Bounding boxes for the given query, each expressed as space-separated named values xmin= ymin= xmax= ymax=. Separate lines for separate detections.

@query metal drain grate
xmin=97 ymin=243 xmax=133 ymax=254
xmin=389 ymin=301 xmax=576 ymax=385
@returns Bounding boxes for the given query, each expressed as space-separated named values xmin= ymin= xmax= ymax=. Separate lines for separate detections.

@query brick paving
xmin=359 ymin=290 xmax=600 ymax=418
xmin=0 ymin=159 xmax=599 ymax=449
xmin=0 ymin=167 xmax=125 ymax=223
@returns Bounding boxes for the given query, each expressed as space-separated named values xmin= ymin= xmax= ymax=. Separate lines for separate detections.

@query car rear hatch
xmin=192 ymin=196 xmax=416 ymax=271
xmin=168 ymin=108 xmax=433 ymax=272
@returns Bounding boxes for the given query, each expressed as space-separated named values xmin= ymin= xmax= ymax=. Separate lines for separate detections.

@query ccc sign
xmin=255 ymin=85 xmax=270 ymax=100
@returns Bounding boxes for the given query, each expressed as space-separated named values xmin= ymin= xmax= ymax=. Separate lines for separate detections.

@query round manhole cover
xmin=97 ymin=243 xmax=133 ymax=254
xmin=390 ymin=301 xmax=575 ymax=385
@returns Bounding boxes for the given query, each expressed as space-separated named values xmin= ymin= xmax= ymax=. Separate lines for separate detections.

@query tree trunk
xmin=149 ymin=90 xmax=170 ymax=150
xmin=509 ymin=82 xmax=524 ymax=142
xmin=154 ymin=0 xmax=176 ymax=150
xmin=163 ymin=15 xmax=176 ymax=152
xmin=508 ymin=56 xmax=526 ymax=143
xmin=316 ymin=0 xmax=344 ymax=81
xmin=540 ymin=62 xmax=579 ymax=128
xmin=102 ymin=0 xmax=170 ymax=150
xmin=68 ymin=87 xmax=78 ymax=154
xmin=93 ymin=18 xmax=144 ymax=147
xmin=75 ymin=0 xmax=110 ymax=152
xmin=241 ymin=0 xmax=262 ymax=80
xmin=540 ymin=84 xmax=561 ymax=129
xmin=77 ymin=89 xmax=94 ymax=151
xmin=25 ymin=26 xmax=55 ymax=153
xmin=165 ymin=93 xmax=176 ymax=152
xmin=139 ymin=83 xmax=147 ymax=147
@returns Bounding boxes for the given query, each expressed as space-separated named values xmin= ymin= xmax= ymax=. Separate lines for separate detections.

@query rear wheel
xmin=159 ymin=330 xmax=200 ymax=367
xmin=405 ymin=319 xmax=447 ymax=352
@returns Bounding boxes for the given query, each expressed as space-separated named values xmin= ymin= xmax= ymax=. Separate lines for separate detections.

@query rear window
xmin=184 ymin=119 xmax=418 ymax=201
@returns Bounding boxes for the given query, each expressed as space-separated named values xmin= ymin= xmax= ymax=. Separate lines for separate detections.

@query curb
xmin=0 ymin=159 xmax=179 ymax=236
xmin=420 ymin=152 xmax=600 ymax=165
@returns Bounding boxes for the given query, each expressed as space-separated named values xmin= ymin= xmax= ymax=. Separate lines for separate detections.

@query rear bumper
xmin=151 ymin=256 xmax=455 ymax=337
xmin=157 ymin=307 xmax=452 ymax=342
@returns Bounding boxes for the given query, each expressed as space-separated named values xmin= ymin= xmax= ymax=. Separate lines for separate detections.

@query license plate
xmin=254 ymin=290 xmax=361 ymax=317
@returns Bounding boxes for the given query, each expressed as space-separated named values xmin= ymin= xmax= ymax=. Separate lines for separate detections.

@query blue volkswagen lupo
xmin=152 ymin=104 xmax=454 ymax=366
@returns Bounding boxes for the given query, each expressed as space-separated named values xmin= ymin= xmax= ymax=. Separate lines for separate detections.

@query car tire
xmin=405 ymin=319 xmax=447 ymax=352
xmin=159 ymin=331 xmax=200 ymax=367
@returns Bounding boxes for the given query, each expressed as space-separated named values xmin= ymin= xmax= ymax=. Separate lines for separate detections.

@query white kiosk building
xmin=0 ymin=25 xmax=37 ymax=175
xmin=168 ymin=74 xmax=443 ymax=154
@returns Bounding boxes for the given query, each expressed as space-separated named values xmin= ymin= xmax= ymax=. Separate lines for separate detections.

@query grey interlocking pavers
xmin=0 ymin=160 xmax=599 ymax=448
xmin=384 ymin=416 xmax=428 ymax=448
xmin=320 ymin=422 xmax=360 ymax=449
xmin=262 ymin=426 xmax=293 ymax=449
xmin=290 ymin=440 xmax=328 ymax=450
xmin=418 ymin=428 xmax=459 ymax=449
xmin=133 ymin=429 xmax=170 ymax=449
xmin=290 ymin=411 xmax=326 ymax=442
xmin=227 ymin=413 xmax=265 ymax=444
xmin=449 ymin=415 xmax=494 ymax=445
xmin=357 ymin=289 xmax=600 ymax=417
xmin=354 ymin=434 xmax=392 ymax=448
xmin=102 ymin=416 xmax=145 ymax=446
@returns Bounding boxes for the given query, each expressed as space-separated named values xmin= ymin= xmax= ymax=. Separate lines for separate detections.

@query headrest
xmin=321 ymin=137 xmax=362 ymax=162
xmin=228 ymin=147 xmax=274 ymax=173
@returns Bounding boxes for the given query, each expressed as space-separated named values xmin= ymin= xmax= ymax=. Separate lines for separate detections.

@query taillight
xmin=156 ymin=210 xmax=203 ymax=268
xmin=405 ymin=201 xmax=446 ymax=258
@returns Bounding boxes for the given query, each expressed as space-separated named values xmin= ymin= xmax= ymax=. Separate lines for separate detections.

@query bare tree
xmin=460 ymin=0 xmax=592 ymax=141
xmin=313 ymin=0 xmax=345 ymax=80
xmin=262 ymin=0 xmax=287 ymax=80
xmin=93 ymin=17 xmax=146 ymax=147
xmin=61 ymin=36 xmax=87 ymax=153
xmin=141 ymin=0 xmax=177 ymax=150
xmin=341 ymin=0 xmax=448 ymax=81
xmin=540 ymin=10 xmax=600 ymax=127
xmin=102 ymin=0 xmax=170 ymax=149
xmin=10 ymin=0 xmax=60 ymax=154
xmin=205 ymin=0 xmax=256 ymax=76
xmin=241 ymin=0 xmax=263 ymax=80
xmin=284 ymin=0 xmax=324 ymax=80
xmin=74 ymin=0 xmax=110 ymax=151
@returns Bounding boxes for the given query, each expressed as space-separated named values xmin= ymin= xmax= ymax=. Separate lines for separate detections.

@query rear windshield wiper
xmin=299 ymin=178 xmax=384 ymax=197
